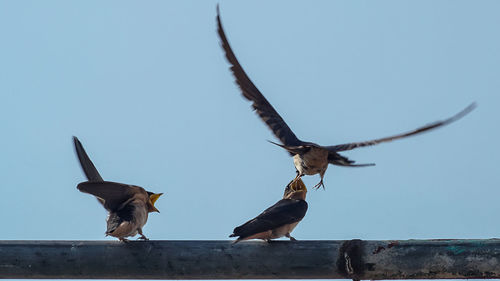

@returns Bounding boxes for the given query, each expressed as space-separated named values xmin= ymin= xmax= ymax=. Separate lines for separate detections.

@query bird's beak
xmin=149 ymin=193 xmax=163 ymax=213
xmin=283 ymin=178 xmax=308 ymax=199
xmin=290 ymin=178 xmax=307 ymax=192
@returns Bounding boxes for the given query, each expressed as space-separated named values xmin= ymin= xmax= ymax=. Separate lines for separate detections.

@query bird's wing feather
xmin=232 ymin=199 xmax=308 ymax=239
xmin=217 ymin=7 xmax=302 ymax=147
xmin=77 ymin=181 xmax=142 ymax=212
xmin=325 ymin=103 xmax=476 ymax=152
xmin=73 ymin=136 xmax=104 ymax=182
xmin=327 ymin=152 xmax=375 ymax=167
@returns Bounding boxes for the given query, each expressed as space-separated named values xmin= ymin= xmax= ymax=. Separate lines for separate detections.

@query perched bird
xmin=230 ymin=178 xmax=308 ymax=243
xmin=216 ymin=8 xmax=476 ymax=189
xmin=73 ymin=136 xmax=162 ymax=242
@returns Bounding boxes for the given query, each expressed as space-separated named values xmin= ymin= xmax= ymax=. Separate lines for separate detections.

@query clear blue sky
xmin=0 ymin=0 xmax=499 ymax=277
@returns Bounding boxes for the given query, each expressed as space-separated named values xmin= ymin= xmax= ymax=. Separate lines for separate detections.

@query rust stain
xmin=387 ymin=241 xmax=399 ymax=248
xmin=372 ymin=246 xmax=385 ymax=254
xmin=373 ymin=241 xmax=399 ymax=254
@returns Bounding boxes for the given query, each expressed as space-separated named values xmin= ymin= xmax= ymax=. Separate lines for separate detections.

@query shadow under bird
xmin=216 ymin=7 xmax=476 ymax=189
xmin=73 ymin=136 xmax=162 ymax=242
xmin=230 ymin=178 xmax=308 ymax=243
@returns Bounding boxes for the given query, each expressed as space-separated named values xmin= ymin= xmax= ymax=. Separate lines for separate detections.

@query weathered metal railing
xmin=0 ymin=239 xmax=499 ymax=279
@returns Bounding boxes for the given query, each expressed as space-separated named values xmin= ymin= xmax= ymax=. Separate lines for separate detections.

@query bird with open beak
xmin=73 ymin=136 xmax=162 ymax=242
xmin=230 ymin=178 xmax=308 ymax=243
xmin=216 ymin=7 xmax=476 ymax=190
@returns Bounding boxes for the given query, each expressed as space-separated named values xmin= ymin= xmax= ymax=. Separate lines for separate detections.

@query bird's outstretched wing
xmin=325 ymin=103 xmax=476 ymax=152
xmin=217 ymin=7 xmax=302 ymax=148
xmin=230 ymin=199 xmax=307 ymax=239
xmin=77 ymin=181 xmax=143 ymax=212
xmin=73 ymin=136 xmax=104 ymax=182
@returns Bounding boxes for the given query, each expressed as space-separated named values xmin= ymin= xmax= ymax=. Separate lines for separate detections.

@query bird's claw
xmin=285 ymin=233 xmax=297 ymax=241
xmin=138 ymin=235 xmax=149 ymax=241
xmin=313 ymin=180 xmax=325 ymax=190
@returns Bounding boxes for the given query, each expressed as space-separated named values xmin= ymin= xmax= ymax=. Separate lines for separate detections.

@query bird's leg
xmin=137 ymin=228 xmax=149 ymax=241
xmin=286 ymin=233 xmax=297 ymax=241
xmin=286 ymin=171 xmax=301 ymax=190
xmin=292 ymin=170 xmax=303 ymax=184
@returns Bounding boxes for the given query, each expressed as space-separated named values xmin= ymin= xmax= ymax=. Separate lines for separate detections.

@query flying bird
xmin=230 ymin=178 xmax=308 ymax=243
xmin=73 ymin=136 xmax=162 ymax=242
xmin=216 ymin=7 xmax=476 ymax=189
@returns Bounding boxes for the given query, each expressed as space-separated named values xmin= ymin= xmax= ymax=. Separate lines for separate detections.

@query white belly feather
xmin=271 ymin=222 xmax=300 ymax=239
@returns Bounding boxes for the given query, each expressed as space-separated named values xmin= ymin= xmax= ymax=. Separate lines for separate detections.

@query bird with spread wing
xmin=73 ymin=136 xmax=162 ymax=242
xmin=216 ymin=7 xmax=476 ymax=189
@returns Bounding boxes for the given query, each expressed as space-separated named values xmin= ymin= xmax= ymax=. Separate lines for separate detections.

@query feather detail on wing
xmin=77 ymin=181 xmax=146 ymax=212
xmin=327 ymin=151 xmax=375 ymax=167
xmin=73 ymin=136 xmax=104 ymax=182
xmin=73 ymin=136 xmax=105 ymax=205
xmin=325 ymin=103 xmax=476 ymax=152
xmin=217 ymin=7 xmax=302 ymax=148
xmin=230 ymin=199 xmax=307 ymax=239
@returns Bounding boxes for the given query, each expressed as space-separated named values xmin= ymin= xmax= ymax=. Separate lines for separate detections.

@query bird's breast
xmin=293 ymin=148 xmax=328 ymax=175
xmin=272 ymin=222 xmax=300 ymax=238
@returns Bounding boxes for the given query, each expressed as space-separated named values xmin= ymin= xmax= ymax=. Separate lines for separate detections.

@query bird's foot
xmin=137 ymin=228 xmax=149 ymax=241
xmin=313 ymin=180 xmax=325 ymax=190
xmin=138 ymin=234 xmax=149 ymax=241
xmin=286 ymin=233 xmax=297 ymax=241
xmin=119 ymin=238 xmax=130 ymax=243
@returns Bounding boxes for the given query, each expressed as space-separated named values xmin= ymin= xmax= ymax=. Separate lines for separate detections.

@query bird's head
xmin=283 ymin=178 xmax=307 ymax=200
xmin=147 ymin=192 xmax=163 ymax=213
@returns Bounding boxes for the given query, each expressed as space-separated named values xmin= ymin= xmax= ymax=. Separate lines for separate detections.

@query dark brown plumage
xmin=74 ymin=136 xmax=103 ymax=182
xmin=73 ymin=136 xmax=162 ymax=241
xmin=230 ymin=179 xmax=308 ymax=243
xmin=216 ymin=7 xmax=476 ymax=189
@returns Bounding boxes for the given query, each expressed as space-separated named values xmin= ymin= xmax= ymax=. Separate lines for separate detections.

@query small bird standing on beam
xmin=73 ymin=136 xmax=162 ymax=242
xmin=230 ymin=178 xmax=308 ymax=243
xmin=216 ymin=7 xmax=476 ymax=189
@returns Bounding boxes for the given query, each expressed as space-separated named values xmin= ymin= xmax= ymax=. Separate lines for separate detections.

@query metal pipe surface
xmin=0 ymin=239 xmax=499 ymax=279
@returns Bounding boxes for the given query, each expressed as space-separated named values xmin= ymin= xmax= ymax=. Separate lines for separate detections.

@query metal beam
xmin=0 ymin=239 xmax=499 ymax=279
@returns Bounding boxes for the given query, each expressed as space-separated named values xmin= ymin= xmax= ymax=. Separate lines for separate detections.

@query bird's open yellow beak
xmin=290 ymin=178 xmax=307 ymax=192
xmin=149 ymin=193 xmax=163 ymax=213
